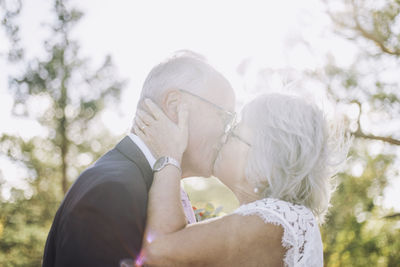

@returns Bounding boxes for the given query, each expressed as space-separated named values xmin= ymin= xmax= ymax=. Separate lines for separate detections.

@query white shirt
xmin=128 ymin=133 xmax=156 ymax=169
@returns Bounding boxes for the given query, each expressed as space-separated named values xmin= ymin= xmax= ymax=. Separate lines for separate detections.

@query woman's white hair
xmin=139 ymin=50 xmax=229 ymax=104
xmin=243 ymin=94 xmax=350 ymax=222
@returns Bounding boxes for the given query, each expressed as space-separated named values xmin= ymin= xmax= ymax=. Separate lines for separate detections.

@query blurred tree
xmin=321 ymin=0 xmax=400 ymax=145
xmin=317 ymin=0 xmax=400 ymax=266
xmin=0 ymin=0 xmax=23 ymax=61
xmin=322 ymin=145 xmax=400 ymax=266
xmin=0 ymin=0 xmax=125 ymax=265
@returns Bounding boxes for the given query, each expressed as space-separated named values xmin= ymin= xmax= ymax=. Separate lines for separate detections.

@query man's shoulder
xmin=91 ymin=149 xmax=143 ymax=176
xmin=73 ymin=155 xmax=146 ymax=195
xmin=93 ymin=137 xmax=153 ymax=177
xmin=61 ymin=147 xmax=150 ymax=209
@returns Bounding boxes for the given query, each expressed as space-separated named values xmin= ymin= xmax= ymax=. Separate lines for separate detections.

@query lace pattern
xmin=233 ymin=198 xmax=323 ymax=267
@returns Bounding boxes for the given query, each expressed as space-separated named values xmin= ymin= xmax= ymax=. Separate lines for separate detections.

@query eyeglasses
xmin=178 ymin=89 xmax=237 ymax=135
xmin=225 ymin=123 xmax=252 ymax=147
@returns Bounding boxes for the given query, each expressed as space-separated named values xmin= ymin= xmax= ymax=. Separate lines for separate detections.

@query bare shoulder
xmin=197 ymin=213 xmax=286 ymax=266
xmin=204 ymin=211 xmax=280 ymax=233
xmin=222 ymin=213 xmax=285 ymax=251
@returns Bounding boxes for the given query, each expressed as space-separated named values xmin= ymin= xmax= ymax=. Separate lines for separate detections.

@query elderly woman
xmin=134 ymin=93 xmax=349 ymax=266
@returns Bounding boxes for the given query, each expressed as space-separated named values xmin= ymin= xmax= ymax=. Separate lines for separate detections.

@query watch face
xmin=154 ymin=157 xmax=167 ymax=170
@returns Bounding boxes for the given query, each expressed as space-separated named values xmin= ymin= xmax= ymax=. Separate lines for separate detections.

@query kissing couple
xmin=43 ymin=51 xmax=349 ymax=267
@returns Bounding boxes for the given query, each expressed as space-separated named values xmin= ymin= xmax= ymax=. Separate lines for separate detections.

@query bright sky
xmin=0 ymin=0 xmax=399 ymax=210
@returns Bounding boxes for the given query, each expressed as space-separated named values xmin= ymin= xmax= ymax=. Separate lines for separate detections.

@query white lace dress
xmin=233 ymin=198 xmax=323 ymax=267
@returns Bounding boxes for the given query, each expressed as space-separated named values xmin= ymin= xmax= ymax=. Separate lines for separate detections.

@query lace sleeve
xmin=233 ymin=198 xmax=322 ymax=267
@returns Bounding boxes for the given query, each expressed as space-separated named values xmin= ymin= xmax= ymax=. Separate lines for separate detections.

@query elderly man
xmin=42 ymin=51 xmax=236 ymax=266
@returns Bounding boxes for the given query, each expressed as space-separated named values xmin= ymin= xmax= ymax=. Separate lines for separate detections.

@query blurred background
xmin=0 ymin=0 xmax=399 ymax=266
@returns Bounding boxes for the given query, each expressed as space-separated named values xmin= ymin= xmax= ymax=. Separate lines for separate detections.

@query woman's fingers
xmin=144 ymin=98 xmax=164 ymax=120
xmin=133 ymin=123 xmax=146 ymax=139
xmin=133 ymin=98 xmax=188 ymax=159
xmin=137 ymin=109 xmax=155 ymax=125
xmin=135 ymin=116 xmax=148 ymax=131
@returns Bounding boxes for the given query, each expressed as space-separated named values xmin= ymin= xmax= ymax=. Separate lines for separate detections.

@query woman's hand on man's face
xmin=134 ymin=98 xmax=189 ymax=162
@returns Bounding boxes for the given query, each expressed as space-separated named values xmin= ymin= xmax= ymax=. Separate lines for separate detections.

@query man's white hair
xmin=243 ymin=94 xmax=350 ymax=222
xmin=139 ymin=50 xmax=228 ymax=104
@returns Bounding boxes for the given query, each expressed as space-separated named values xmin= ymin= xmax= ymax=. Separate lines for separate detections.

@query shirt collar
xmin=128 ymin=133 xmax=156 ymax=169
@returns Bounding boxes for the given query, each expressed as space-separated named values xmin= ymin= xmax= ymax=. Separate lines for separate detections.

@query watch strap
xmin=153 ymin=156 xmax=181 ymax=173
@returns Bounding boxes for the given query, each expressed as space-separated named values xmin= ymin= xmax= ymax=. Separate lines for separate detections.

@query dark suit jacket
xmin=42 ymin=136 xmax=154 ymax=267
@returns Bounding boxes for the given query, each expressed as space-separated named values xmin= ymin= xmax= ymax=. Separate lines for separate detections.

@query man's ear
xmin=161 ymin=90 xmax=182 ymax=123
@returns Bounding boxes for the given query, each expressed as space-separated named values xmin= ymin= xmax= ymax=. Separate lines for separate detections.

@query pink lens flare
xmin=135 ymin=250 xmax=146 ymax=267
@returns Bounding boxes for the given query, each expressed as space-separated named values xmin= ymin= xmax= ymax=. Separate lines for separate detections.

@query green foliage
xmin=0 ymin=0 xmax=125 ymax=265
xmin=320 ymin=1 xmax=400 ymax=266
xmin=7 ymin=0 xmax=125 ymax=194
xmin=0 ymin=135 xmax=63 ymax=266
xmin=322 ymin=141 xmax=400 ymax=266
xmin=0 ymin=0 xmax=23 ymax=61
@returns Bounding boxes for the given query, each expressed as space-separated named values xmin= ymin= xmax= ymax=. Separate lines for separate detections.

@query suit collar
xmin=115 ymin=136 xmax=153 ymax=189
xmin=128 ymin=133 xmax=156 ymax=168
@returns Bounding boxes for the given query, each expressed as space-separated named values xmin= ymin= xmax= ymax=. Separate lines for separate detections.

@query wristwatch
xmin=153 ymin=156 xmax=181 ymax=173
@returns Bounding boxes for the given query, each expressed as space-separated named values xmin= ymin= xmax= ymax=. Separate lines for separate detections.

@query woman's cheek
xmin=219 ymin=145 xmax=235 ymax=175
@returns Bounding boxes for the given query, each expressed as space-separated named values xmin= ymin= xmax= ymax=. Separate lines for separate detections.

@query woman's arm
xmin=134 ymin=98 xmax=190 ymax=252
xmin=144 ymin=165 xmax=187 ymax=243
xmin=143 ymin=212 xmax=286 ymax=266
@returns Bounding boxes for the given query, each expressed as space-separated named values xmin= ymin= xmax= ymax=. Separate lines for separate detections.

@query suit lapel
xmin=115 ymin=136 xmax=154 ymax=190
